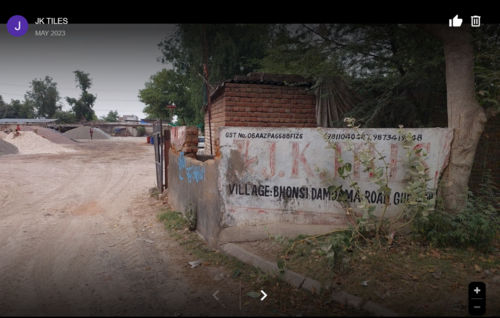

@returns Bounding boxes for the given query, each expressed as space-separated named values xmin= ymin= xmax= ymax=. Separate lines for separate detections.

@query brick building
xmin=203 ymin=73 xmax=316 ymax=155
xmin=201 ymin=72 xmax=498 ymax=191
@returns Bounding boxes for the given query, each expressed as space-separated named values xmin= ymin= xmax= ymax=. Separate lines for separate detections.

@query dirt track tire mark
xmin=0 ymin=139 xmax=169 ymax=315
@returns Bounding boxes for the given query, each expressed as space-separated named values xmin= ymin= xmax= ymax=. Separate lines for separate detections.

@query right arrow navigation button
xmin=260 ymin=290 xmax=267 ymax=301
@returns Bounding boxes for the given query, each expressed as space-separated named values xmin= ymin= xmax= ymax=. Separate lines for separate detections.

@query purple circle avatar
xmin=7 ymin=15 xmax=28 ymax=37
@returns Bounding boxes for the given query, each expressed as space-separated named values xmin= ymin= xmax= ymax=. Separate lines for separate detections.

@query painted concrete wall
xmin=167 ymin=150 xmax=222 ymax=247
xmin=166 ymin=126 xmax=453 ymax=245
xmin=218 ymin=127 xmax=453 ymax=229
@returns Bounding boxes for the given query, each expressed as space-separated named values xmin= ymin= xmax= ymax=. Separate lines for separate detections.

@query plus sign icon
xmin=469 ymin=282 xmax=486 ymax=315
xmin=7 ymin=15 xmax=29 ymax=37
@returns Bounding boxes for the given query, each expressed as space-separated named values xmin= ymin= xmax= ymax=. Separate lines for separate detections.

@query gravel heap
xmin=63 ymin=126 xmax=111 ymax=140
xmin=4 ymin=131 xmax=75 ymax=155
xmin=0 ymin=131 xmax=7 ymax=139
xmin=22 ymin=126 xmax=76 ymax=144
xmin=0 ymin=139 xmax=18 ymax=156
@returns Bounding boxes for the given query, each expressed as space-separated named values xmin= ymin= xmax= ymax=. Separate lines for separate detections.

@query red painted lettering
xmin=233 ymin=140 xmax=258 ymax=172
xmin=262 ymin=141 xmax=276 ymax=178
xmin=291 ymin=142 xmax=314 ymax=178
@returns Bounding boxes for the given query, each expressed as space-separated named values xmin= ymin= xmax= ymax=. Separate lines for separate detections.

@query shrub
xmin=414 ymin=172 xmax=499 ymax=252
xmin=136 ymin=126 xmax=146 ymax=137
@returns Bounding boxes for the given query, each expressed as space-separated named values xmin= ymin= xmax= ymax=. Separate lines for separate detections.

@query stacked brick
xmin=170 ymin=126 xmax=199 ymax=158
xmin=204 ymin=75 xmax=316 ymax=155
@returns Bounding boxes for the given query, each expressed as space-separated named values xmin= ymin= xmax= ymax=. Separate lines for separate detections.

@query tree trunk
xmin=422 ymin=25 xmax=487 ymax=213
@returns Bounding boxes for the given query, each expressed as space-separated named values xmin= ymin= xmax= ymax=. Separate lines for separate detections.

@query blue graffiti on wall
xmin=178 ymin=152 xmax=205 ymax=183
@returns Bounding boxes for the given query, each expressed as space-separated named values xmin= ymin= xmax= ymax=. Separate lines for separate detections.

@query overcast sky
xmin=0 ymin=24 xmax=176 ymax=119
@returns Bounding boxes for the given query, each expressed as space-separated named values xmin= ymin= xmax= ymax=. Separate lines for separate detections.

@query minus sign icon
xmin=474 ymin=306 xmax=481 ymax=309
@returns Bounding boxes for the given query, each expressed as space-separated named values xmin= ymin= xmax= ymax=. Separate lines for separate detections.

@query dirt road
xmin=0 ymin=138 xmax=249 ymax=316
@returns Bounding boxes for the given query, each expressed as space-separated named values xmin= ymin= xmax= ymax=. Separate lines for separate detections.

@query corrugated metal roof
xmin=0 ymin=118 xmax=57 ymax=124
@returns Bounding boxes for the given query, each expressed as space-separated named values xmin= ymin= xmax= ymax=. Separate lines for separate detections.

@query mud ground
xmin=0 ymin=138 xmax=274 ymax=316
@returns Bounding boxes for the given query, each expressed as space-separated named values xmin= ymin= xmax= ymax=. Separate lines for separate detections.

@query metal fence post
xmin=164 ymin=128 xmax=170 ymax=190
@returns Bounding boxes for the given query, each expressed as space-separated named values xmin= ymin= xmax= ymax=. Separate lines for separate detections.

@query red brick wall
xmin=204 ymin=93 xmax=225 ymax=155
xmin=170 ymin=126 xmax=199 ymax=156
xmin=204 ymin=83 xmax=316 ymax=154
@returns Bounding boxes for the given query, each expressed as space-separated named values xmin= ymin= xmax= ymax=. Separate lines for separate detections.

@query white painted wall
xmin=218 ymin=127 xmax=453 ymax=227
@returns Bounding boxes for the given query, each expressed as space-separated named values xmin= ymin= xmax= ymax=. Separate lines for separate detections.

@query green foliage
xmin=102 ymin=110 xmax=119 ymax=122
xmin=258 ymin=24 xmax=344 ymax=78
xmin=139 ymin=69 xmax=198 ymax=123
xmin=149 ymin=24 xmax=273 ymax=127
xmin=185 ymin=204 xmax=197 ymax=231
xmin=160 ymin=24 xmax=272 ymax=83
xmin=136 ymin=126 xmax=146 ymax=137
xmin=260 ymin=24 xmax=448 ymax=128
xmin=0 ymin=97 xmax=35 ymax=119
xmin=66 ymin=70 xmax=96 ymax=121
xmin=337 ymin=25 xmax=447 ymax=128
xmin=319 ymin=231 xmax=352 ymax=270
xmin=54 ymin=110 xmax=77 ymax=124
xmin=275 ymin=230 xmax=353 ymax=274
xmin=414 ymin=173 xmax=499 ymax=252
xmin=473 ymin=25 xmax=500 ymax=114
xmin=158 ymin=210 xmax=188 ymax=231
xmin=24 ymin=76 xmax=62 ymax=118
xmin=320 ymin=117 xmax=438 ymax=250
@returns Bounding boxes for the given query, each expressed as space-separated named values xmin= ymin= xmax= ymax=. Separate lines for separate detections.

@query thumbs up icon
xmin=449 ymin=15 xmax=463 ymax=27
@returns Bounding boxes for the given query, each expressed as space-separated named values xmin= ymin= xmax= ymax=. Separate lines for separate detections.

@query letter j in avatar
xmin=7 ymin=15 xmax=28 ymax=37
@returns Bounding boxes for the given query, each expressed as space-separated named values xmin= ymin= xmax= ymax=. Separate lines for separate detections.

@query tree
xmin=24 ymin=76 xmax=61 ymax=118
xmin=259 ymin=24 xmax=447 ymax=128
xmin=0 ymin=96 xmax=36 ymax=119
xmin=102 ymin=110 xmax=119 ymax=122
xmin=66 ymin=70 xmax=96 ymax=121
xmin=139 ymin=69 xmax=199 ymax=124
xmin=0 ymin=96 xmax=14 ymax=118
xmin=9 ymin=99 xmax=35 ymax=118
xmin=421 ymin=25 xmax=489 ymax=213
xmin=258 ymin=24 xmax=498 ymax=213
xmin=154 ymin=24 xmax=273 ymax=126
xmin=54 ymin=110 xmax=77 ymax=124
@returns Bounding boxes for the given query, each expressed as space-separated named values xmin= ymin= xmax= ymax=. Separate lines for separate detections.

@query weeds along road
xmin=0 ymin=138 xmax=244 ymax=316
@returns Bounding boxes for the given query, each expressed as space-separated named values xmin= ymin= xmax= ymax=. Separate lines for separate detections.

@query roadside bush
xmin=414 ymin=172 xmax=499 ymax=252
xmin=136 ymin=126 xmax=146 ymax=137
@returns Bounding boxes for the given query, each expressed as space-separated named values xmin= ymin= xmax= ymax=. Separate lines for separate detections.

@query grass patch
xmin=158 ymin=209 xmax=269 ymax=284
xmin=148 ymin=187 xmax=160 ymax=199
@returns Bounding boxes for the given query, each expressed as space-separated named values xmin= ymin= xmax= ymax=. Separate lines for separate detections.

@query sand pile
xmin=63 ymin=126 xmax=111 ymax=140
xmin=22 ymin=126 xmax=76 ymax=144
xmin=0 ymin=139 xmax=18 ymax=156
xmin=4 ymin=131 xmax=75 ymax=155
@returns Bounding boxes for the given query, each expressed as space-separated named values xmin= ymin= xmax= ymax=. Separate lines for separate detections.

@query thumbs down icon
xmin=449 ymin=15 xmax=463 ymax=27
